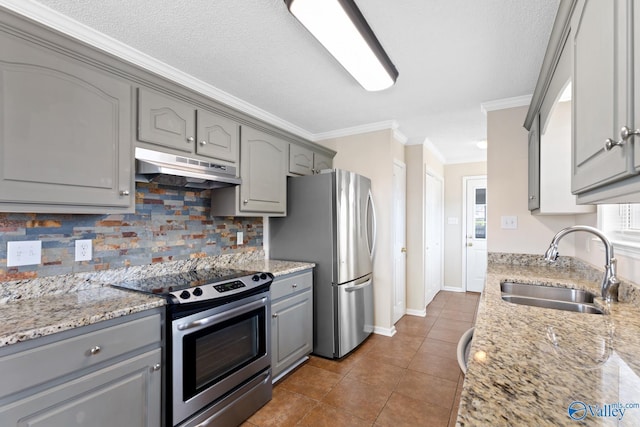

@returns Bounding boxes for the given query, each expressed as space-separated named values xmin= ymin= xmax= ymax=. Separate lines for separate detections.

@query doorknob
xmin=401 ymin=247 xmax=407 ymax=253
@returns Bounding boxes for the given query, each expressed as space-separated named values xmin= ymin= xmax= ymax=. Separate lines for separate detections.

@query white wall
xmin=443 ymin=162 xmax=487 ymax=289
xmin=487 ymin=105 xmax=579 ymax=256
xmin=317 ymin=129 xmax=404 ymax=334
xmin=405 ymin=144 xmax=445 ymax=313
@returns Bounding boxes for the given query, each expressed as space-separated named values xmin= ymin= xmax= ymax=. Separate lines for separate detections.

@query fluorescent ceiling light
xmin=285 ymin=0 xmax=399 ymax=91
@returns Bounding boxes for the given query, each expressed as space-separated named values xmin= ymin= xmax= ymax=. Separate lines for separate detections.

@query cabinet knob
xmin=151 ymin=363 xmax=161 ymax=372
xmin=243 ymin=199 xmax=249 ymax=205
xmin=604 ymin=138 xmax=624 ymax=151
xmin=187 ymin=136 xmax=195 ymax=143
xmin=529 ymin=195 xmax=536 ymax=200
xmin=272 ymin=313 xmax=278 ymax=318
xmin=467 ymin=243 xmax=473 ymax=247
xmin=88 ymin=346 xmax=101 ymax=356
xmin=604 ymin=126 xmax=640 ymax=151
xmin=120 ymin=190 xmax=130 ymax=196
xmin=292 ymin=283 xmax=298 ymax=288
xmin=199 ymin=140 xmax=208 ymax=146
xmin=401 ymin=247 xmax=407 ymax=253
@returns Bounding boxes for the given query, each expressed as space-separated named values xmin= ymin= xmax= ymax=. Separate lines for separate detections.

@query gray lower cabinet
xmin=211 ymin=126 xmax=287 ymax=216
xmin=289 ymin=144 xmax=333 ymax=176
xmin=0 ymin=25 xmax=133 ymax=213
xmin=0 ymin=311 xmax=162 ymax=427
xmin=271 ymin=270 xmax=313 ymax=381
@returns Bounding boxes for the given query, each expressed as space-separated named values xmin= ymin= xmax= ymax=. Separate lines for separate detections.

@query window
xmin=599 ymin=204 xmax=640 ymax=255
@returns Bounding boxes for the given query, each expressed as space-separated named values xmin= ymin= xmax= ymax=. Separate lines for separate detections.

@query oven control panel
xmin=170 ymin=272 xmax=273 ymax=304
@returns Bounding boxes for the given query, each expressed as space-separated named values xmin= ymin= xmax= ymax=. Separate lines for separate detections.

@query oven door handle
xmin=176 ymin=297 xmax=267 ymax=331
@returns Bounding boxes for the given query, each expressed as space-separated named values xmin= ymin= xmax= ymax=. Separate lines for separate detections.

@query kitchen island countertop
xmin=457 ymin=257 xmax=640 ymax=426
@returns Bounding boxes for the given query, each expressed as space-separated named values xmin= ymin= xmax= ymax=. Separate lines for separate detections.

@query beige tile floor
xmin=243 ymin=290 xmax=480 ymax=427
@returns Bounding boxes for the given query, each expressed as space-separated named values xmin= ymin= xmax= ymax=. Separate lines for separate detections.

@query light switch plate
xmin=75 ymin=239 xmax=92 ymax=261
xmin=7 ymin=241 xmax=42 ymax=267
xmin=237 ymin=231 xmax=244 ymax=245
xmin=501 ymin=216 xmax=518 ymax=229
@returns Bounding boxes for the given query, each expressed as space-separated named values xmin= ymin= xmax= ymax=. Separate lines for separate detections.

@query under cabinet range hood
xmin=135 ymin=147 xmax=241 ymax=189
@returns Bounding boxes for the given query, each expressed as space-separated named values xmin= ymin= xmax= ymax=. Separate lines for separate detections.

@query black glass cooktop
xmin=114 ymin=268 xmax=258 ymax=296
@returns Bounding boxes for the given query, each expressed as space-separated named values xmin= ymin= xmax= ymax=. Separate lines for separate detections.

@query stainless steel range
xmin=114 ymin=268 xmax=273 ymax=427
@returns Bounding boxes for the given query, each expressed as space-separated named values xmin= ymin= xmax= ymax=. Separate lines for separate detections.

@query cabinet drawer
xmin=270 ymin=270 xmax=313 ymax=301
xmin=0 ymin=314 xmax=160 ymax=399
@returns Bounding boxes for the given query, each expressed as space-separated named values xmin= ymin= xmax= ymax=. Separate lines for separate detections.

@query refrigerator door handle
xmin=366 ymin=190 xmax=377 ymax=259
xmin=345 ymin=278 xmax=373 ymax=292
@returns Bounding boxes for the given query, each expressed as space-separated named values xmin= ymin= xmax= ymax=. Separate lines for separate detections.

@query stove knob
xmin=252 ymin=275 xmax=260 ymax=282
xmin=179 ymin=290 xmax=191 ymax=300
xmin=260 ymin=273 xmax=268 ymax=280
xmin=193 ymin=287 xmax=203 ymax=296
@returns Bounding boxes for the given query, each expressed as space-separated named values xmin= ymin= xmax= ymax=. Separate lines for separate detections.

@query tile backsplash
xmin=0 ymin=183 xmax=263 ymax=282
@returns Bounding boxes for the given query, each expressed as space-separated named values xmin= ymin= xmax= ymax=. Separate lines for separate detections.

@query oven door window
xmin=182 ymin=307 xmax=266 ymax=400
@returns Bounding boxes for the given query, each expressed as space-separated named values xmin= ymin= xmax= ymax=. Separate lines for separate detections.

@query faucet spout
xmin=544 ymin=225 xmax=619 ymax=302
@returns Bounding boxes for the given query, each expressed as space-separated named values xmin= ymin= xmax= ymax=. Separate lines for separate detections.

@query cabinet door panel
xmin=313 ymin=153 xmax=332 ymax=172
xmin=289 ymin=144 xmax=313 ymax=175
xmin=572 ymin=0 xmax=629 ymax=193
xmin=0 ymin=34 xmax=132 ymax=210
xmin=240 ymin=127 xmax=287 ymax=213
xmin=271 ymin=291 xmax=312 ymax=378
xmin=196 ymin=110 xmax=239 ymax=164
xmin=528 ymin=114 xmax=540 ymax=211
xmin=138 ymin=88 xmax=195 ymax=153
xmin=0 ymin=349 xmax=161 ymax=427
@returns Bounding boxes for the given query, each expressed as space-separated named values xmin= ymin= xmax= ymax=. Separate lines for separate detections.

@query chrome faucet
xmin=544 ymin=225 xmax=619 ymax=302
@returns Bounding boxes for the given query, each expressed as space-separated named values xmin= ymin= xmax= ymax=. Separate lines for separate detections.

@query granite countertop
xmin=0 ymin=251 xmax=313 ymax=349
xmin=457 ymin=258 xmax=640 ymax=426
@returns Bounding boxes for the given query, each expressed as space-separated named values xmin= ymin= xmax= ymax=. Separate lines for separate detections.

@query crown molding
xmin=480 ymin=94 xmax=532 ymax=114
xmin=0 ymin=0 xmax=316 ymax=141
xmin=312 ymin=120 xmax=402 ymax=141
xmin=423 ymin=138 xmax=447 ymax=164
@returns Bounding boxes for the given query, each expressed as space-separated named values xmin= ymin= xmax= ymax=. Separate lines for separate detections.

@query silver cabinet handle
xmin=199 ymin=140 xmax=208 ymax=146
xmin=272 ymin=313 xmax=278 ymax=318
xmin=292 ymin=283 xmax=298 ymax=288
xmin=151 ymin=363 xmax=161 ymax=372
xmin=187 ymin=136 xmax=195 ymax=143
xmin=120 ymin=190 xmax=130 ymax=196
xmin=605 ymin=126 xmax=640 ymax=151
xmin=89 ymin=346 xmax=101 ymax=356
xmin=243 ymin=199 xmax=249 ymax=205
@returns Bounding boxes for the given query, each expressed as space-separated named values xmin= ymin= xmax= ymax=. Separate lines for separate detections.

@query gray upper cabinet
xmin=0 ymin=28 xmax=133 ymax=213
xmin=137 ymin=88 xmax=239 ymax=165
xmin=313 ymin=152 xmax=332 ymax=172
xmin=289 ymin=144 xmax=333 ymax=176
xmin=138 ymin=87 xmax=196 ymax=153
xmin=197 ymin=110 xmax=239 ymax=163
xmin=289 ymin=144 xmax=314 ymax=176
xmin=571 ymin=0 xmax=630 ymax=195
xmin=528 ymin=115 xmax=541 ymax=211
xmin=211 ymin=126 xmax=287 ymax=216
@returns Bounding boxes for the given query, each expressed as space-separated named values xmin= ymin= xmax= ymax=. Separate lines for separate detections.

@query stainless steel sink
xmin=501 ymin=295 xmax=604 ymax=314
xmin=500 ymin=281 xmax=596 ymax=303
xmin=500 ymin=282 xmax=604 ymax=315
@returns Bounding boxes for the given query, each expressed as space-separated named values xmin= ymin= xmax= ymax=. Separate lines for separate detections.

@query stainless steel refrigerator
xmin=270 ymin=169 xmax=376 ymax=359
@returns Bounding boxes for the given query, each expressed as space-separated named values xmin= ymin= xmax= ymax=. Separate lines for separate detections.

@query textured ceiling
xmin=28 ymin=0 xmax=559 ymax=163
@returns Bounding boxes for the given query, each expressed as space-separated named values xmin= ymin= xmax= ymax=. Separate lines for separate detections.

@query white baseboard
xmin=373 ymin=325 xmax=397 ymax=337
xmin=443 ymin=286 xmax=466 ymax=292
xmin=405 ymin=308 xmax=427 ymax=317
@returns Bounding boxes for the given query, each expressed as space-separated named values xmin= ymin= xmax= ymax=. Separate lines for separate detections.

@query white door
xmin=392 ymin=161 xmax=407 ymax=323
xmin=425 ymin=172 xmax=443 ymax=307
xmin=464 ymin=177 xmax=487 ymax=292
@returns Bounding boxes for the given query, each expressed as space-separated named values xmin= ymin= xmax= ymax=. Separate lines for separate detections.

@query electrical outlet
xmin=501 ymin=216 xmax=518 ymax=229
xmin=237 ymin=231 xmax=244 ymax=245
xmin=7 ymin=241 xmax=42 ymax=267
xmin=75 ymin=239 xmax=92 ymax=261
